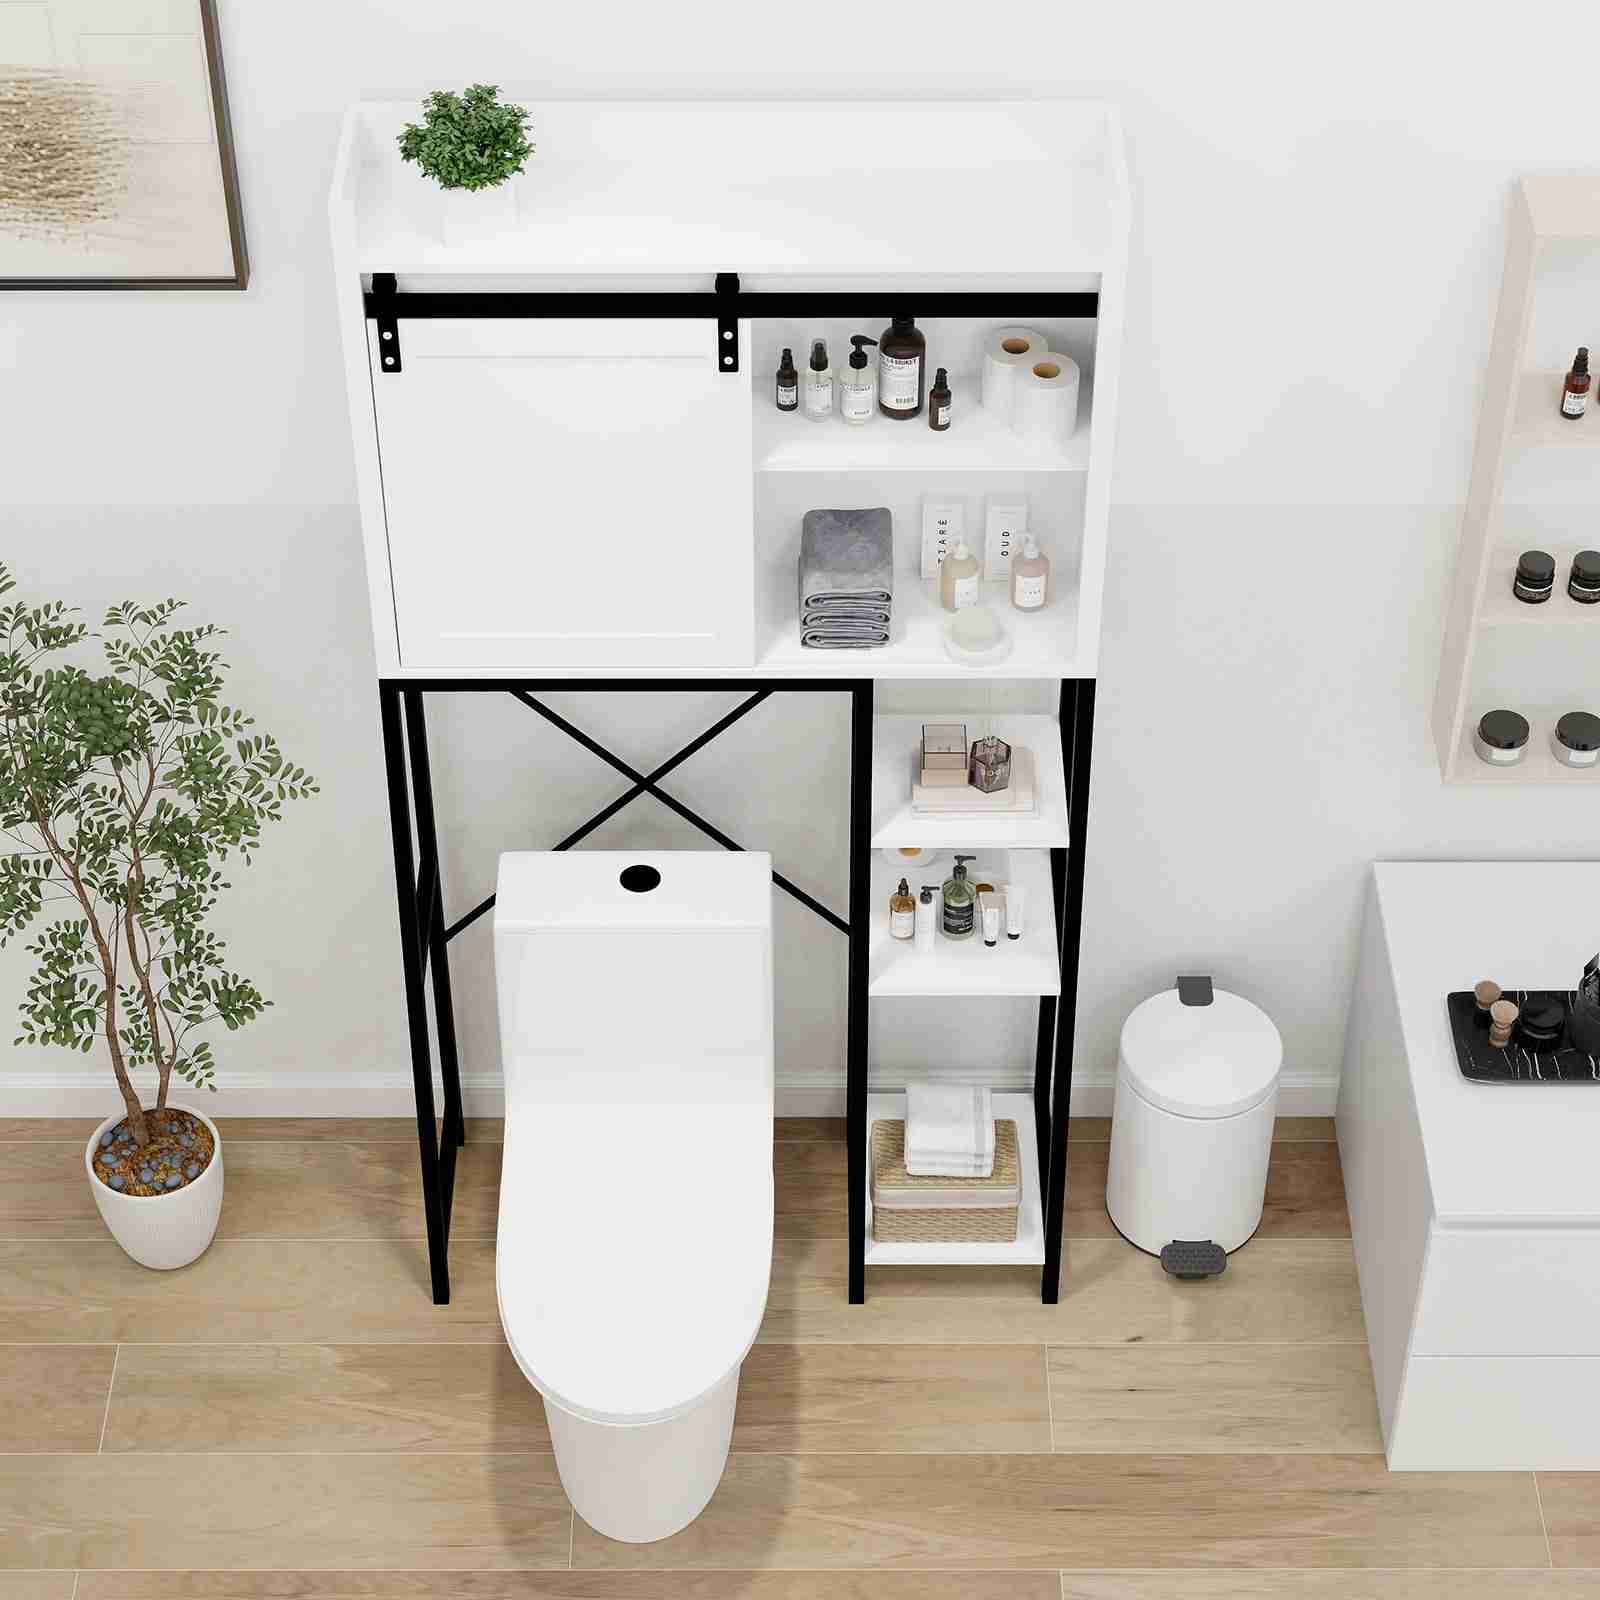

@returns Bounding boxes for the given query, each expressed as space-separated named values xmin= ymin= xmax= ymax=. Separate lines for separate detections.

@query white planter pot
xmin=426 ymin=177 xmax=519 ymax=243
xmin=85 ymin=1103 xmax=224 ymax=1270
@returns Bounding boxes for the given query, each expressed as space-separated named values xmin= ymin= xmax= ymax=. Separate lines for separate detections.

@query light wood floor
xmin=2 ymin=1114 xmax=1596 ymax=1594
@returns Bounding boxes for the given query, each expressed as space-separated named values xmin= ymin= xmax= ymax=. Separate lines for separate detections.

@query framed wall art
xmin=0 ymin=0 xmax=247 ymax=289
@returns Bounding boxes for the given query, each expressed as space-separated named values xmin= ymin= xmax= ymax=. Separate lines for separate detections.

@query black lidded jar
xmin=1519 ymin=997 xmax=1566 ymax=1048
xmin=1570 ymin=550 xmax=1600 ymax=605
xmin=1552 ymin=710 xmax=1600 ymax=769
xmin=1472 ymin=708 xmax=1530 ymax=767
xmin=1513 ymin=550 xmax=1555 ymax=604
xmin=877 ymin=313 xmax=926 ymax=420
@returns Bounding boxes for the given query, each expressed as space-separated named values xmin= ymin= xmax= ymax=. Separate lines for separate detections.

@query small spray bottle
xmin=803 ymin=338 xmax=834 ymax=422
xmin=839 ymin=335 xmax=879 ymax=425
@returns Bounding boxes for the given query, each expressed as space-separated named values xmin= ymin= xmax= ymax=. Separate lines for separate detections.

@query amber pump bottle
xmin=1562 ymin=347 xmax=1591 ymax=420
xmin=928 ymin=367 xmax=951 ymax=431
xmin=775 ymin=348 xmax=799 ymax=412
xmin=878 ymin=313 xmax=926 ymax=419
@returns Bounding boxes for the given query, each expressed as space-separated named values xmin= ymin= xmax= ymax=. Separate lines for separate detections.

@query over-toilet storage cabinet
xmin=329 ymin=99 xmax=1127 ymax=1305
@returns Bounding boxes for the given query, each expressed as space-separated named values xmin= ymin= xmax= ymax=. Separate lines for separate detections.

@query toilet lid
xmin=1119 ymin=986 xmax=1283 ymax=1119
xmin=496 ymin=1100 xmax=773 ymax=1426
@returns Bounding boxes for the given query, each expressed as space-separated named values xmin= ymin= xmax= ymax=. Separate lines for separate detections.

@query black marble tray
xmin=1446 ymin=989 xmax=1600 ymax=1083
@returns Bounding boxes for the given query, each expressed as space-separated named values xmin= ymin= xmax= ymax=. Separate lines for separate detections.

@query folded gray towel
xmin=802 ymin=626 xmax=891 ymax=649
xmin=799 ymin=507 xmax=894 ymax=615
xmin=802 ymin=605 xmax=892 ymax=628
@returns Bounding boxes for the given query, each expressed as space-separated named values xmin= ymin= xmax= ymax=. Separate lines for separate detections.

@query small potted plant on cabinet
xmin=397 ymin=83 xmax=534 ymax=240
xmin=0 ymin=569 xmax=316 ymax=1268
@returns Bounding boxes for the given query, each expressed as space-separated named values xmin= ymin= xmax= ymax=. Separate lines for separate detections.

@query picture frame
xmin=0 ymin=0 xmax=248 ymax=290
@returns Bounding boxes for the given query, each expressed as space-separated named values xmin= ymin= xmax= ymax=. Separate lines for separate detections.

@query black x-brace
xmin=380 ymin=679 xmax=877 ymax=1305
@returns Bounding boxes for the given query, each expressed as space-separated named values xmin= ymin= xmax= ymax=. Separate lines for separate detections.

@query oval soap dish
xmin=943 ymin=604 xmax=1012 ymax=668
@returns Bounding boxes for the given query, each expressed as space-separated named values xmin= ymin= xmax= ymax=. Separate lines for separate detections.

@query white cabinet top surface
xmin=1374 ymin=861 xmax=1600 ymax=1226
xmin=334 ymin=100 xmax=1123 ymax=277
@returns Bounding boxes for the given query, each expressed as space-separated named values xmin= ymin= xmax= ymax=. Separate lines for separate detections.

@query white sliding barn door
xmin=368 ymin=317 xmax=753 ymax=671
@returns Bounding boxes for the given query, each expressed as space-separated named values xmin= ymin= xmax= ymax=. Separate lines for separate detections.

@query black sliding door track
xmin=364 ymin=275 xmax=1099 ymax=322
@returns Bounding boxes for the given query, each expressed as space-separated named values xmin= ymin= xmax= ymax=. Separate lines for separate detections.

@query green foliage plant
xmin=0 ymin=568 xmax=317 ymax=1149
xmin=397 ymin=83 xmax=534 ymax=192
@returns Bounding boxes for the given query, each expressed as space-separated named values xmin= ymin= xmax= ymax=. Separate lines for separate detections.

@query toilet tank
xmin=494 ymin=851 xmax=773 ymax=1114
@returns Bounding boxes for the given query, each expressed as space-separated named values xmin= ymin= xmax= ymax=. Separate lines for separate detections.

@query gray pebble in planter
xmin=185 ymin=1163 xmax=199 ymax=1179
xmin=99 ymin=1130 xmax=114 ymax=1147
xmin=165 ymin=1174 xmax=182 ymax=1189
xmin=107 ymin=1174 xmax=125 ymax=1190
xmin=139 ymin=1170 xmax=154 ymax=1184
xmin=180 ymin=1134 xmax=193 ymax=1148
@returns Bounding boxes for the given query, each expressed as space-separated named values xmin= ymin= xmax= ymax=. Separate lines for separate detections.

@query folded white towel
xmin=904 ymin=1083 xmax=995 ymax=1178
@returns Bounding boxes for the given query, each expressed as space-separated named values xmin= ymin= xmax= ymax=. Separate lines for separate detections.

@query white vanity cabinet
xmin=1340 ymin=862 xmax=1600 ymax=1469
xmin=364 ymin=316 xmax=754 ymax=671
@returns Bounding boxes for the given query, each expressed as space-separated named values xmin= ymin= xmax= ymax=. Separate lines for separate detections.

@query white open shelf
xmin=760 ymin=580 xmax=1081 ymax=681
xmin=1478 ymin=541 xmax=1600 ymax=627
xmin=871 ymin=714 xmax=1069 ymax=848
xmin=337 ymin=102 xmax=1120 ymax=278
xmin=1434 ymin=177 xmax=1600 ymax=780
xmin=1514 ymin=372 xmax=1600 ymax=448
xmin=1455 ymin=705 xmax=1600 ymax=784
xmin=865 ymin=1091 xmax=1044 ymax=1267
xmin=756 ymin=371 xmax=1092 ymax=475
xmin=870 ymin=850 xmax=1057 ymax=998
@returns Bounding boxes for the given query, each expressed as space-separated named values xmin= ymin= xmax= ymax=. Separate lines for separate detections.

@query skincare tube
xmin=1005 ymin=883 xmax=1024 ymax=941
xmin=982 ymin=904 xmax=1000 ymax=947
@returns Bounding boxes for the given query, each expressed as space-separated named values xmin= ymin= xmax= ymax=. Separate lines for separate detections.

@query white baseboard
xmin=5 ymin=1068 xmax=1342 ymax=1120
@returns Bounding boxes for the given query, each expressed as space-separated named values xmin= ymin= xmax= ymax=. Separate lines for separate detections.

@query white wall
xmin=7 ymin=1 xmax=1600 ymax=1116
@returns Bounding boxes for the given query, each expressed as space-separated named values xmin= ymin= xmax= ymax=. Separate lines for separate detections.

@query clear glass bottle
xmin=802 ymin=338 xmax=833 ymax=422
xmin=939 ymin=538 xmax=980 ymax=612
xmin=1011 ymin=533 xmax=1050 ymax=611
xmin=889 ymin=876 xmax=915 ymax=941
xmin=941 ymin=855 xmax=977 ymax=940
xmin=839 ymin=335 xmax=878 ymax=425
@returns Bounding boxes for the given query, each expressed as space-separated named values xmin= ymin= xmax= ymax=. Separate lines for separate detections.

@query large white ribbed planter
xmin=84 ymin=1103 xmax=224 ymax=1269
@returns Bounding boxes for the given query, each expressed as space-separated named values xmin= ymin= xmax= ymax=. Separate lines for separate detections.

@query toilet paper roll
xmin=980 ymin=326 xmax=1050 ymax=418
xmin=1012 ymin=352 xmax=1081 ymax=445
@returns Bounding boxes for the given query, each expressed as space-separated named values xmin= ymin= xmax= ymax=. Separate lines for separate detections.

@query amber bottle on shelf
xmin=928 ymin=367 xmax=951 ymax=431
xmin=877 ymin=313 xmax=926 ymax=419
xmin=1562 ymin=346 xmax=1590 ymax=419
xmin=775 ymin=347 xmax=799 ymax=412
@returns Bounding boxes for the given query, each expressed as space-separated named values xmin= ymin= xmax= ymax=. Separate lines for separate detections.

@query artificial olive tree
xmin=0 ymin=568 xmax=316 ymax=1147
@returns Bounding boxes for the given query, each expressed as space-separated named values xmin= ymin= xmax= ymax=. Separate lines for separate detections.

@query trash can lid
xmin=1119 ymin=986 xmax=1283 ymax=1119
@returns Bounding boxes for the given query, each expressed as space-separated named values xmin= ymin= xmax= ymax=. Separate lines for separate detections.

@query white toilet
xmin=493 ymin=851 xmax=774 ymax=1544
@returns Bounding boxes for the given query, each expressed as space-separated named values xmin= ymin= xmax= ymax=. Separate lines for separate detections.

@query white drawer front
xmin=1392 ymin=1354 xmax=1600 ymax=1469
xmin=1413 ymin=1226 xmax=1600 ymax=1356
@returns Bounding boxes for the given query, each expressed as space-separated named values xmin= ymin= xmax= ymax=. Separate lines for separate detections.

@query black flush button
xmin=1177 ymin=974 xmax=1214 ymax=1007
xmin=620 ymin=864 xmax=661 ymax=894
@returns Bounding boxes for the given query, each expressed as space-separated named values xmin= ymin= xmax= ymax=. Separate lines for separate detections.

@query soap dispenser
xmin=878 ymin=313 xmax=926 ymax=419
xmin=941 ymin=855 xmax=978 ymax=940
xmin=839 ymin=335 xmax=879 ymax=425
xmin=939 ymin=538 xmax=980 ymax=613
xmin=915 ymin=884 xmax=938 ymax=952
xmin=803 ymin=338 xmax=834 ymax=422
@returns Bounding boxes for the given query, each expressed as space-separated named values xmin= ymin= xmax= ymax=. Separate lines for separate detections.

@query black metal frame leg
xmin=846 ymin=681 xmax=874 ymax=1303
xmin=1043 ymin=678 xmax=1096 ymax=1303
xmin=379 ymin=685 xmax=454 ymax=1304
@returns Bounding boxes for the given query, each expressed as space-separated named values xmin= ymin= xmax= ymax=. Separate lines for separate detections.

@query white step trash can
xmin=1106 ymin=976 xmax=1283 ymax=1257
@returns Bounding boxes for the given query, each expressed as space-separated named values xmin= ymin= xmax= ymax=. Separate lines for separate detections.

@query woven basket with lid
xmin=870 ymin=1117 xmax=1020 ymax=1243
